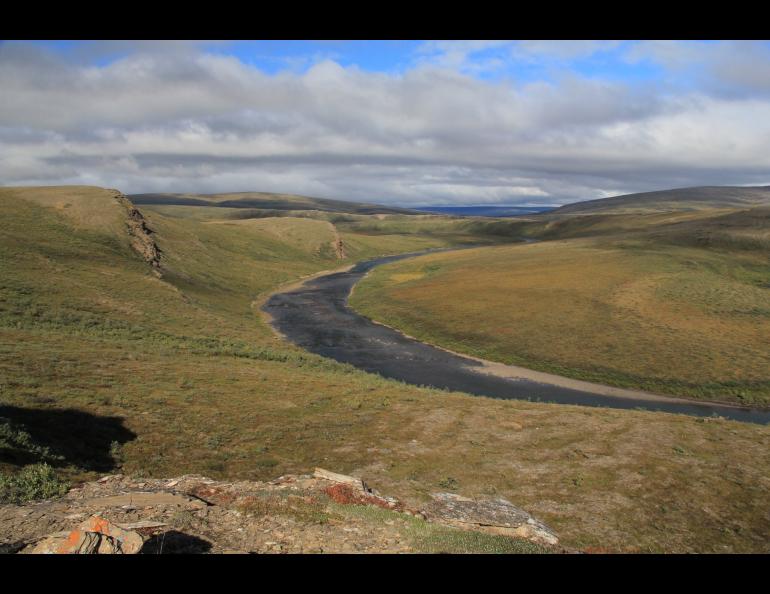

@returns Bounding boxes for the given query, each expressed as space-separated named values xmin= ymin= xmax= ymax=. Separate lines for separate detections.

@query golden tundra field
xmin=2 ymin=186 xmax=770 ymax=553
xmin=351 ymin=211 xmax=770 ymax=406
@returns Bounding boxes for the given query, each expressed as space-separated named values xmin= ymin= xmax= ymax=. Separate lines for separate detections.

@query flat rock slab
xmin=424 ymin=493 xmax=559 ymax=546
xmin=84 ymin=492 xmax=208 ymax=509
xmin=313 ymin=468 xmax=368 ymax=492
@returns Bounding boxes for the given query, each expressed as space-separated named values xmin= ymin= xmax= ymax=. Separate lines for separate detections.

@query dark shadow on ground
xmin=140 ymin=531 xmax=213 ymax=554
xmin=0 ymin=404 xmax=136 ymax=472
xmin=0 ymin=541 xmax=27 ymax=554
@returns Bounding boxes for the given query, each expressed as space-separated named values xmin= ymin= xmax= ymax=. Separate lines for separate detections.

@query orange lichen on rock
xmin=46 ymin=516 xmax=144 ymax=554
xmin=323 ymin=483 xmax=400 ymax=511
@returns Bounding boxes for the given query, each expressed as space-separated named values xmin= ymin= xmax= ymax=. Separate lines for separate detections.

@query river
xmin=264 ymin=250 xmax=770 ymax=425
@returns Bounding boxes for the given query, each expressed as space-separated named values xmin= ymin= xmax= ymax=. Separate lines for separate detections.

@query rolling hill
xmin=414 ymin=206 xmax=556 ymax=217
xmin=2 ymin=184 xmax=770 ymax=553
xmin=130 ymin=191 xmax=420 ymax=216
xmin=553 ymin=185 xmax=770 ymax=215
xmin=351 ymin=185 xmax=770 ymax=405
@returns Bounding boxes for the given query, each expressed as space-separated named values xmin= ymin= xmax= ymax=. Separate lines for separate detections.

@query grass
xmin=1 ymin=186 xmax=770 ymax=552
xmin=351 ymin=225 xmax=770 ymax=405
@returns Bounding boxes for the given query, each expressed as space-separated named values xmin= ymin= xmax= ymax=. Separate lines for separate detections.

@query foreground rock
xmin=1 ymin=469 xmax=560 ymax=554
xmin=28 ymin=516 xmax=144 ymax=554
xmin=424 ymin=493 xmax=559 ymax=546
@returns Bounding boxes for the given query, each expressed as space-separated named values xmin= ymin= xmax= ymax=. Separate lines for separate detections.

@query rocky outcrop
xmin=2 ymin=470 xmax=559 ymax=554
xmin=313 ymin=468 xmax=405 ymax=513
xmin=112 ymin=191 xmax=162 ymax=276
xmin=423 ymin=492 xmax=560 ymax=546
xmin=332 ymin=236 xmax=347 ymax=259
xmin=328 ymin=224 xmax=346 ymax=260
xmin=27 ymin=515 xmax=144 ymax=554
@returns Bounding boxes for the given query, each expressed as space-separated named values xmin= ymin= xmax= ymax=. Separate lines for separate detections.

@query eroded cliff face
xmin=332 ymin=235 xmax=347 ymax=259
xmin=112 ymin=191 xmax=162 ymax=275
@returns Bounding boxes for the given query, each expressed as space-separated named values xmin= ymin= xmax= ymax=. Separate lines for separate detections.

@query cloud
xmin=414 ymin=40 xmax=512 ymax=73
xmin=1 ymin=41 xmax=770 ymax=205
xmin=414 ymin=40 xmax=622 ymax=75
xmin=625 ymin=40 xmax=770 ymax=98
xmin=510 ymin=40 xmax=622 ymax=62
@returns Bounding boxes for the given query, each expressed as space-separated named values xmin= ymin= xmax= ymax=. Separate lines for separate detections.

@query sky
xmin=2 ymin=39 xmax=770 ymax=207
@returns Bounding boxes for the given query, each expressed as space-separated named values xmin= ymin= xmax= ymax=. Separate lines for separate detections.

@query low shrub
xmin=0 ymin=463 xmax=69 ymax=504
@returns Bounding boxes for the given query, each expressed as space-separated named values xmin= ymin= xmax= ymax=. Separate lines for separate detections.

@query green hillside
xmin=2 ymin=185 xmax=770 ymax=552
xmin=554 ymin=185 xmax=770 ymax=215
xmin=351 ymin=199 xmax=770 ymax=405
xmin=130 ymin=191 xmax=420 ymax=215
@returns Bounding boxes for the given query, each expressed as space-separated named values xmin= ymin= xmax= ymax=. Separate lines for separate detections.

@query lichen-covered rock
xmin=2 ymin=472 xmax=559 ymax=554
xmin=26 ymin=515 xmax=144 ymax=554
xmin=424 ymin=492 xmax=559 ymax=546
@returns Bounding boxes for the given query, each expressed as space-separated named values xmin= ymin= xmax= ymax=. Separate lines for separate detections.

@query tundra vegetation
xmin=351 ymin=208 xmax=770 ymax=405
xmin=1 ymin=185 xmax=769 ymax=552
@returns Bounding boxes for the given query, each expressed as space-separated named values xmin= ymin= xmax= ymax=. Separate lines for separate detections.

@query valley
xmin=2 ymin=185 xmax=770 ymax=553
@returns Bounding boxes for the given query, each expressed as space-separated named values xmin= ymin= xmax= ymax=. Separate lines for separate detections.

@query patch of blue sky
xmin=20 ymin=40 xmax=79 ymax=53
xmin=17 ymin=39 xmax=759 ymax=90
xmin=465 ymin=41 xmax=666 ymax=85
xmin=202 ymin=40 xmax=424 ymax=74
xmin=567 ymin=42 xmax=665 ymax=82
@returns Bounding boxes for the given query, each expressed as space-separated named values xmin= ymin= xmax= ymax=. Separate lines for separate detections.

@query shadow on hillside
xmin=140 ymin=531 xmax=213 ymax=554
xmin=0 ymin=404 xmax=136 ymax=472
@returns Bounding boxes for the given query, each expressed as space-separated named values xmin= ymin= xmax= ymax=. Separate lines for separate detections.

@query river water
xmin=264 ymin=251 xmax=770 ymax=425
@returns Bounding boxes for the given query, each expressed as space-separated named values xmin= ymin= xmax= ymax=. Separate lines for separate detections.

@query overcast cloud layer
xmin=2 ymin=40 xmax=770 ymax=206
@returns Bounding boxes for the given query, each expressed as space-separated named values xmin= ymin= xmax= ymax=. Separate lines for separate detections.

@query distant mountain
xmin=414 ymin=206 xmax=557 ymax=217
xmin=553 ymin=186 xmax=770 ymax=215
xmin=129 ymin=192 xmax=421 ymax=216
